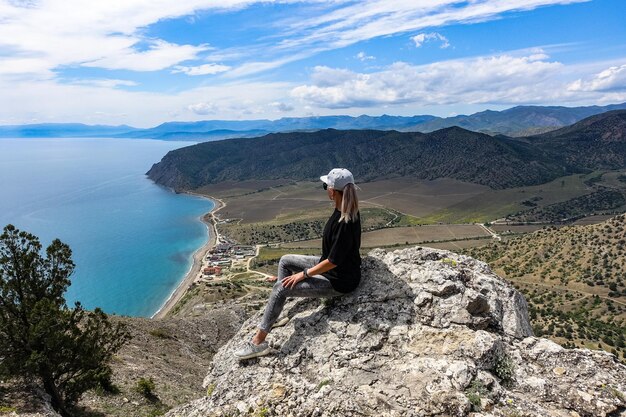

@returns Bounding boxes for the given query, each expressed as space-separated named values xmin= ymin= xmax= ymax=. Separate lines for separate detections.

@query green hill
xmin=529 ymin=110 xmax=626 ymax=170
xmin=465 ymin=214 xmax=626 ymax=359
xmin=147 ymin=127 xmax=573 ymax=191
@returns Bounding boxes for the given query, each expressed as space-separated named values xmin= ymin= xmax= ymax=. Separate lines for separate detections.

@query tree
xmin=0 ymin=225 xmax=130 ymax=416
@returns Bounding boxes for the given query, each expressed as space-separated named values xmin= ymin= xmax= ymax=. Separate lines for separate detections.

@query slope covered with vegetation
xmin=148 ymin=111 xmax=626 ymax=196
xmin=465 ymin=214 xmax=626 ymax=361
xmin=147 ymin=127 xmax=574 ymax=191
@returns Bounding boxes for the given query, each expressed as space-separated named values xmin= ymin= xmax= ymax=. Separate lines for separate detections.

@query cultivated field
xmin=196 ymin=171 xmax=626 ymax=248
xmin=356 ymin=177 xmax=490 ymax=217
xmin=491 ymin=224 xmax=555 ymax=233
xmin=282 ymin=223 xmax=492 ymax=248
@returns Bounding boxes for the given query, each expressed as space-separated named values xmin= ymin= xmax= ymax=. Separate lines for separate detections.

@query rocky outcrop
xmin=167 ymin=246 xmax=626 ymax=417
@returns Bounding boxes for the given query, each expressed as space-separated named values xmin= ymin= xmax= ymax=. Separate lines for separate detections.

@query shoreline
xmin=151 ymin=193 xmax=225 ymax=319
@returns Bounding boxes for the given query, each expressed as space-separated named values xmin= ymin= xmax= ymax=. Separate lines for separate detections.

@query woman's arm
xmin=282 ymin=259 xmax=337 ymax=289
xmin=307 ymin=259 xmax=336 ymax=276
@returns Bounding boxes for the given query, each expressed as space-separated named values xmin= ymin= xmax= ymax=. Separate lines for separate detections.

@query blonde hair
xmin=338 ymin=183 xmax=359 ymax=223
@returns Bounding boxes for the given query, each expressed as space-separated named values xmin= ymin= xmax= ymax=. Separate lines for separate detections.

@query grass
xmin=256 ymin=246 xmax=318 ymax=261
xmin=149 ymin=328 xmax=173 ymax=339
xmin=421 ymin=172 xmax=600 ymax=224
xmin=220 ymin=207 xmax=407 ymax=245
xmin=464 ymin=380 xmax=489 ymax=412
xmin=395 ymin=214 xmax=435 ymax=226
xmin=229 ymin=272 xmax=265 ymax=280
xmin=317 ymin=379 xmax=332 ymax=391
xmin=281 ymin=224 xmax=492 ymax=249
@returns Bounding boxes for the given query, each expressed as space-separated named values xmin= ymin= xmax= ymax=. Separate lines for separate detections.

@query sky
xmin=1 ymin=0 xmax=625 ymax=127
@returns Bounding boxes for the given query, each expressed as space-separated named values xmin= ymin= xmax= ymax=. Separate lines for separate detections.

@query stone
xmin=165 ymin=246 xmax=626 ymax=417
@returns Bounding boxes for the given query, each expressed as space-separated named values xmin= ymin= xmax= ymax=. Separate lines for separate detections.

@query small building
xmin=203 ymin=266 xmax=222 ymax=276
xmin=215 ymin=243 xmax=232 ymax=253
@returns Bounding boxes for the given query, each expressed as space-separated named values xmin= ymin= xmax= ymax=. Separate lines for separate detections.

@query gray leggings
xmin=258 ymin=254 xmax=343 ymax=332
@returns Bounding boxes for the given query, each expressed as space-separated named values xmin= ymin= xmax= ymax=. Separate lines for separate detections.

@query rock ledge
xmin=168 ymin=246 xmax=626 ymax=417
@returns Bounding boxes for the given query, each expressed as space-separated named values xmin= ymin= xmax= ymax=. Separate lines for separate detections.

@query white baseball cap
xmin=320 ymin=168 xmax=355 ymax=191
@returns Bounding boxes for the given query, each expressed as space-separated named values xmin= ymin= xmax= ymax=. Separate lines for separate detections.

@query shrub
xmin=0 ymin=225 xmax=130 ymax=417
xmin=135 ymin=377 xmax=157 ymax=400
xmin=149 ymin=328 xmax=172 ymax=339
xmin=465 ymin=380 xmax=488 ymax=411
xmin=493 ymin=352 xmax=516 ymax=386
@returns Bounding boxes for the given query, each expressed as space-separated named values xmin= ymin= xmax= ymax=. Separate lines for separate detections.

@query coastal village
xmin=192 ymin=208 xmax=269 ymax=287
xmin=201 ymin=240 xmax=256 ymax=280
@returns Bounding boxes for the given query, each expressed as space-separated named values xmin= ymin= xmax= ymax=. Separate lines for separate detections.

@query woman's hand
xmin=264 ymin=275 xmax=277 ymax=283
xmin=282 ymin=271 xmax=305 ymax=289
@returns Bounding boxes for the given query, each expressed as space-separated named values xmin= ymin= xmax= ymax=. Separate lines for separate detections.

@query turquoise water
xmin=0 ymin=138 xmax=214 ymax=317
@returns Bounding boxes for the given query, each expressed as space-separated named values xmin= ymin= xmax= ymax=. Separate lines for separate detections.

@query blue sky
xmin=1 ymin=0 xmax=625 ymax=127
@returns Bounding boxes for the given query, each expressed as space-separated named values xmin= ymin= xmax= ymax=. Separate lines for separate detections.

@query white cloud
xmin=567 ymin=64 xmax=626 ymax=92
xmin=270 ymin=101 xmax=294 ymax=112
xmin=172 ymin=63 xmax=231 ymax=75
xmin=82 ymin=40 xmax=207 ymax=71
xmin=276 ymin=1 xmax=589 ymax=52
xmin=0 ymin=0 xmax=591 ymax=80
xmin=0 ymin=57 xmax=54 ymax=78
xmin=0 ymin=0 xmax=614 ymax=125
xmin=188 ymin=102 xmax=218 ymax=115
xmin=411 ymin=32 xmax=450 ymax=49
xmin=0 ymin=0 xmax=261 ymax=75
xmin=213 ymin=0 xmax=587 ymax=78
xmin=356 ymin=51 xmax=375 ymax=61
xmin=0 ymin=0 xmax=579 ymax=79
xmin=73 ymin=79 xmax=138 ymax=88
xmin=0 ymin=75 xmax=294 ymax=126
xmin=292 ymin=52 xmax=565 ymax=108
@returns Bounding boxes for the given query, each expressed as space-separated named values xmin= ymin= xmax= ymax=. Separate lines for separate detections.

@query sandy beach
xmin=152 ymin=195 xmax=225 ymax=319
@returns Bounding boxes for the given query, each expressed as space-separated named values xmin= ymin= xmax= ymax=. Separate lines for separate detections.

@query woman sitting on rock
xmin=234 ymin=168 xmax=362 ymax=360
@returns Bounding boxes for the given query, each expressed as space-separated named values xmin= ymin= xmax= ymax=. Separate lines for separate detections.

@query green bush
xmin=149 ymin=328 xmax=172 ymax=339
xmin=135 ymin=377 xmax=157 ymax=399
xmin=465 ymin=380 xmax=489 ymax=412
xmin=493 ymin=352 xmax=516 ymax=386
xmin=0 ymin=225 xmax=130 ymax=417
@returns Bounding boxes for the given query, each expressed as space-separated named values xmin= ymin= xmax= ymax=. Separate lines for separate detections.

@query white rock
xmin=165 ymin=246 xmax=626 ymax=417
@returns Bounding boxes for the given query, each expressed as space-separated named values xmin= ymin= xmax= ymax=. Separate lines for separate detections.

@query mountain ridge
xmin=146 ymin=127 xmax=575 ymax=191
xmin=146 ymin=110 xmax=626 ymax=192
xmin=412 ymin=102 xmax=626 ymax=136
xmin=3 ymin=102 xmax=626 ymax=140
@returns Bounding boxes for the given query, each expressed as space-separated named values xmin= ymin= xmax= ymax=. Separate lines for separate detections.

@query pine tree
xmin=0 ymin=225 xmax=130 ymax=416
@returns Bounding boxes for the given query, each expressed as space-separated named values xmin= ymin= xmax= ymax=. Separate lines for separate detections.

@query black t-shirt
xmin=320 ymin=208 xmax=361 ymax=293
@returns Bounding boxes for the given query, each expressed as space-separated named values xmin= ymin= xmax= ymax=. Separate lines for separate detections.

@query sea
xmin=0 ymin=138 xmax=215 ymax=317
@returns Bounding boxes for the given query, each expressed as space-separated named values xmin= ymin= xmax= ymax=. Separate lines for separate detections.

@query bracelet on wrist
xmin=303 ymin=268 xmax=310 ymax=279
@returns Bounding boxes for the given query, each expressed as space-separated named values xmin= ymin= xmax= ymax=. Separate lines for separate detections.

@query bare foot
xmin=264 ymin=275 xmax=277 ymax=282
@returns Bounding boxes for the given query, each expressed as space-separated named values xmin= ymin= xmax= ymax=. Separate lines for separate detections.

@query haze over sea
xmin=0 ymin=138 xmax=214 ymax=317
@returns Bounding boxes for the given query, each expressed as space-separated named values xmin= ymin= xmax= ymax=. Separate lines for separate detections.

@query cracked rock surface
xmin=167 ymin=246 xmax=626 ymax=417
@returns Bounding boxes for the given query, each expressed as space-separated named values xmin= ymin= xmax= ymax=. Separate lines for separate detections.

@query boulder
xmin=167 ymin=246 xmax=626 ymax=417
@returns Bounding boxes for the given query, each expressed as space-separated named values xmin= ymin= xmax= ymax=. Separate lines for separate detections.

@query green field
xmin=420 ymin=172 xmax=600 ymax=223
xmin=281 ymin=223 xmax=492 ymax=249
xmin=198 ymin=171 xmax=626 ymax=248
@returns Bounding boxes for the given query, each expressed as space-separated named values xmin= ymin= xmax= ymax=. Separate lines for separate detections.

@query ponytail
xmin=338 ymin=183 xmax=359 ymax=223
